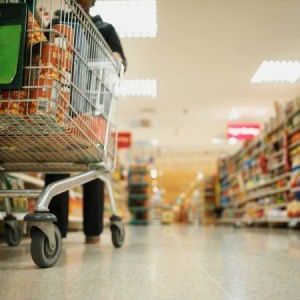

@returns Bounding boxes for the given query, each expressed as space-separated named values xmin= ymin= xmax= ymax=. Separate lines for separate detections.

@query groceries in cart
xmin=0 ymin=2 xmax=122 ymax=165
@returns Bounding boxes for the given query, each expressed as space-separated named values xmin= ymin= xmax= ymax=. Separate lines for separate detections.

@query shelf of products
xmin=199 ymin=176 xmax=217 ymax=225
xmin=104 ymin=170 xmax=129 ymax=224
xmin=218 ymin=97 xmax=300 ymax=227
xmin=127 ymin=164 xmax=150 ymax=225
xmin=0 ymin=173 xmax=43 ymax=234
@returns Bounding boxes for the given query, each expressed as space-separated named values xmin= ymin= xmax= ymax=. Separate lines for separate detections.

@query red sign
xmin=116 ymin=132 xmax=132 ymax=148
xmin=227 ymin=123 xmax=261 ymax=140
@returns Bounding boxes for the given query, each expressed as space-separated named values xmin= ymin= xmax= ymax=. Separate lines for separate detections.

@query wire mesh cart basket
xmin=0 ymin=0 xmax=125 ymax=267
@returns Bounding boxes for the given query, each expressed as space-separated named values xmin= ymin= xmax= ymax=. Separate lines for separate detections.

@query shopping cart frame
xmin=0 ymin=0 xmax=125 ymax=268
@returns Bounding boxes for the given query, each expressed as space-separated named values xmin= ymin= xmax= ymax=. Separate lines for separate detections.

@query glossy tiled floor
xmin=1 ymin=223 xmax=300 ymax=300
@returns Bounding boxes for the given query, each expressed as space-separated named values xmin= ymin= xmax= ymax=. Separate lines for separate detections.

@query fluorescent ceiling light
xmin=251 ymin=60 xmax=300 ymax=83
xmin=90 ymin=0 xmax=157 ymax=38
xmin=228 ymin=106 xmax=270 ymax=121
xmin=211 ymin=137 xmax=240 ymax=145
xmin=118 ymin=79 xmax=157 ymax=98
xmin=211 ymin=137 xmax=225 ymax=144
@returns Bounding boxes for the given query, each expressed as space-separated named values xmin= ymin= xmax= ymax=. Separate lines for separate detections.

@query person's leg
xmin=83 ymin=179 xmax=104 ymax=243
xmin=44 ymin=174 xmax=69 ymax=238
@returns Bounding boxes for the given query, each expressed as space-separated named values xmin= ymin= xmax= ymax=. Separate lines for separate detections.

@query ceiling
xmin=116 ymin=0 xmax=300 ymax=198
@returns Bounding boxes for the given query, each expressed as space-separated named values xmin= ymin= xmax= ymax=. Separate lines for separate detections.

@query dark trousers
xmin=45 ymin=174 xmax=104 ymax=238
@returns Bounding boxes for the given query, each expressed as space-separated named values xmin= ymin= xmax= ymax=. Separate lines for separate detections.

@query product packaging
xmin=29 ymin=77 xmax=60 ymax=115
xmin=0 ymin=90 xmax=28 ymax=115
xmin=26 ymin=11 xmax=47 ymax=49
xmin=70 ymin=114 xmax=107 ymax=145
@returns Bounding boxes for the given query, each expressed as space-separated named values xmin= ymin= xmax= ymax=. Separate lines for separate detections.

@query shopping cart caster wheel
xmin=30 ymin=225 xmax=62 ymax=268
xmin=111 ymin=224 xmax=125 ymax=248
xmin=4 ymin=224 xmax=23 ymax=247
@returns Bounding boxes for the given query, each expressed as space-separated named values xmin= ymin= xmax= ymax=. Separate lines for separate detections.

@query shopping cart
xmin=0 ymin=0 xmax=125 ymax=268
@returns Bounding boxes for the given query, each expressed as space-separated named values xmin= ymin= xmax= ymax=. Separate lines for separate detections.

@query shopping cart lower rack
xmin=0 ymin=0 xmax=125 ymax=268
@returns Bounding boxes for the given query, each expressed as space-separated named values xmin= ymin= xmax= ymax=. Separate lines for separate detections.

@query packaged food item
xmin=29 ymin=77 xmax=60 ymax=115
xmin=70 ymin=114 xmax=107 ymax=144
xmin=50 ymin=24 xmax=75 ymax=50
xmin=41 ymin=43 xmax=73 ymax=73
xmin=0 ymin=90 xmax=28 ymax=115
xmin=26 ymin=11 xmax=48 ymax=49
xmin=56 ymin=87 xmax=70 ymax=124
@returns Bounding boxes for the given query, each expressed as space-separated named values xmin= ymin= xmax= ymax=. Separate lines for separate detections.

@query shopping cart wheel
xmin=30 ymin=225 xmax=62 ymax=268
xmin=111 ymin=225 xmax=125 ymax=248
xmin=110 ymin=216 xmax=125 ymax=248
xmin=4 ymin=223 xmax=23 ymax=247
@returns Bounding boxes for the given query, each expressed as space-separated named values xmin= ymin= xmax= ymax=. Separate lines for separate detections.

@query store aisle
xmin=1 ymin=224 xmax=300 ymax=300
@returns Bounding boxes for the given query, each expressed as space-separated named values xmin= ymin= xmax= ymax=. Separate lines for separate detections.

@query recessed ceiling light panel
xmin=91 ymin=0 xmax=157 ymax=38
xmin=251 ymin=60 xmax=300 ymax=83
xmin=117 ymin=79 xmax=157 ymax=98
xmin=228 ymin=106 xmax=270 ymax=121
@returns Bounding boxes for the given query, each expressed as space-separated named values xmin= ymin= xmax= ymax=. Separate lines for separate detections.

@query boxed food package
xmin=27 ymin=44 xmax=72 ymax=86
xmin=70 ymin=114 xmax=107 ymax=145
xmin=27 ymin=11 xmax=47 ymax=49
xmin=29 ymin=77 xmax=71 ymax=126
xmin=41 ymin=43 xmax=73 ymax=73
xmin=50 ymin=24 xmax=75 ymax=50
xmin=0 ymin=89 xmax=28 ymax=115
xmin=29 ymin=77 xmax=60 ymax=115
xmin=56 ymin=87 xmax=71 ymax=124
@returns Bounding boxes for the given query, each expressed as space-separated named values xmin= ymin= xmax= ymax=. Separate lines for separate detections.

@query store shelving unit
xmin=218 ymin=97 xmax=300 ymax=227
xmin=0 ymin=173 xmax=43 ymax=234
xmin=128 ymin=165 xmax=150 ymax=225
xmin=104 ymin=170 xmax=129 ymax=224
xmin=199 ymin=176 xmax=217 ymax=225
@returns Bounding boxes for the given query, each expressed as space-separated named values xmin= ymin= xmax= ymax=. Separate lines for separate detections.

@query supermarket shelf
xmin=129 ymin=206 xmax=149 ymax=212
xmin=287 ymin=106 xmax=300 ymax=121
xmin=292 ymin=186 xmax=300 ymax=193
xmin=268 ymin=161 xmax=285 ymax=171
xmin=228 ymin=189 xmax=245 ymax=199
xmin=268 ymin=149 xmax=285 ymax=160
xmin=69 ymin=216 xmax=83 ymax=222
xmin=0 ymin=211 xmax=27 ymax=220
xmin=249 ymin=135 xmax=283 ymax=159
xmin=218 ymin=217 xmax=299 ymax=225
xmin=245 ymin=202 xmax=288 ymax=211
xmin=265 ymin=122 xmax=285 ymax=137
xmin=246 ymin=186 xmax=290 ymax=201
xmin=288 ymin=124 xmax=300 ymax=136
xmin=69 ymin=190 xmax=82 ymax=199
xmin=130 ymin=219 xmax=149 ymax=225
xmin=128 ymin=182 xmax=148 ymax=188
xmin=8 ymin=173 xmax=44 ymax=188
xmin=290 ymin=151 xmax=300 ymax=157
xmin=129 ymin=169 xmax=148 ymax=175
xmin=0 ymin=189 xmax=41 ymax=198
xmin=235 ymin=186 xmax=290 ymax=206
xmin=218 ymin=100 xmax=299 ymax=226
xmin=129 ymin=194 xmax=148 ymax=201
xmin=289 ymin=139 xmax=300 ymax=149
xmin=217 ymin=218 xmax=239 ymax=224
xmin=245 ymin=173 xmax=291 ymax=191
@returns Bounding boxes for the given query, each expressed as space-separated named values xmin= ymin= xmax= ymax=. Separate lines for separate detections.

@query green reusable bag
xmin=0 ymin=25 xmax=22 ymax=85
xmin=0 ymin=3 xmax=28 ymax=89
